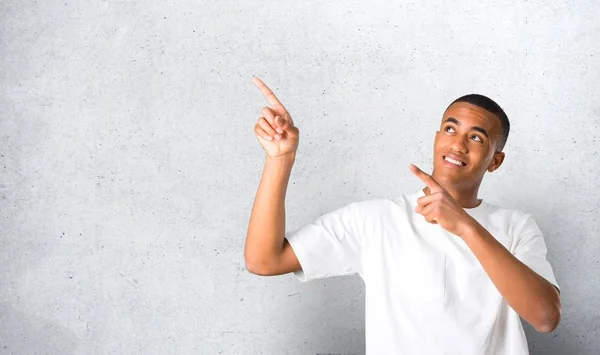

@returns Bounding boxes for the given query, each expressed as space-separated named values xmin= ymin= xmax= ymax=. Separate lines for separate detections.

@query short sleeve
xmin=513 ymin=214 xmax=560 ymax=292
xmin=284 ymin=201 xmax=364 ymax=282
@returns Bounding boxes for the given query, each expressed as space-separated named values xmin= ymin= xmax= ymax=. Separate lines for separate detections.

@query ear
xmin=487 ymin=151 xmax=505 ymax=172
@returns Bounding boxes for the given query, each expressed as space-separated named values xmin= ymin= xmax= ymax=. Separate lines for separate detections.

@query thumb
xmin=275 ymin=116 xmax=285 ymax=126
xmin=274 ymin=116 xmax=292 ymax=132
xmin=275 ymin=117 xmax=299 ymax=138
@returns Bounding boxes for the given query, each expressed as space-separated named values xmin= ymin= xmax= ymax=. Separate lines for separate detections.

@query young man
xmin=244 ymin=76 xmax=561 ymax=355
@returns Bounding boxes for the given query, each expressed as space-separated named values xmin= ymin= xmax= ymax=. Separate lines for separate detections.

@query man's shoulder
xmin=478 ymin=200 xmax=535 ymax=228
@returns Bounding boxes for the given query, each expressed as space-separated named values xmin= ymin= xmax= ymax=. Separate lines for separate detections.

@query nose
xmin=450 ymin=134 xmax=469 ymax=153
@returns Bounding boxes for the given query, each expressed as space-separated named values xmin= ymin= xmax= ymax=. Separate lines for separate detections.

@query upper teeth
xmin=445 ymin=157 xmax=464 ymax=166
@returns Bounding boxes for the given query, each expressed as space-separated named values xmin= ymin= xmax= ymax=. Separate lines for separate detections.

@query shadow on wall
xmin=524 ymin=314 xmax=597 ymax=355
xmin=518 ymin=175 xmax=597 ymax=354
xmin=0 ymin=303 xmax=79 ymax=354
xmin=293 ymin=276 xmax=366 ymax=355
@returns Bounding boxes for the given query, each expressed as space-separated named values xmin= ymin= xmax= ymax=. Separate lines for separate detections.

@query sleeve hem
xmin=285 ymin=233 xmax=310 ymax=282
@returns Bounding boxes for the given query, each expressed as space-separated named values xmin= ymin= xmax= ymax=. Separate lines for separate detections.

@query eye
xmin=444 ymin=126 xmax=456 ymax=133
xmin=471 ymin=135 xmax=483 ymax=142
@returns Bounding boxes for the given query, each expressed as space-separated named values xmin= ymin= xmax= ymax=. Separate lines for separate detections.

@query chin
xmin=433 ymin=169 xmax=471 ymax=187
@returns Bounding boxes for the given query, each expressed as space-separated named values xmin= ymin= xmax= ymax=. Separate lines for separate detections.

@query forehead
xmin=442 ymin=102 xmax=501 ymax=132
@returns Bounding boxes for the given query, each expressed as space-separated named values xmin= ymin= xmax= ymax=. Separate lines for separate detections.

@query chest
xmin=362 ymin=216 xmax=513 ymax=305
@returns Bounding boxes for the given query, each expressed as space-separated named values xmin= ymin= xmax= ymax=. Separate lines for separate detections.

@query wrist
xmin=264 ymin=153 xmax=296 ymax=175
xmin=458 ymin=216 xmax=480 ymax=241
xmin=266 ymin=152 xmax=296 ymax=162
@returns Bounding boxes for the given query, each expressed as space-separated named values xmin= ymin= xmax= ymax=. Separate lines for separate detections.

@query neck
xmin=423 ymin=180 xmax=483 ymax=209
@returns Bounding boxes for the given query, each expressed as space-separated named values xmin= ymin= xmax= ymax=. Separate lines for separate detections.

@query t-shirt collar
xmin=415 ymin=188 xmax=489 ymax=215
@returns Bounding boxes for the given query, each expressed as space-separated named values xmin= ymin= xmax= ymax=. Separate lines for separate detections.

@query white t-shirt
xmin=285 ymin=189 xmax=560 ymax=355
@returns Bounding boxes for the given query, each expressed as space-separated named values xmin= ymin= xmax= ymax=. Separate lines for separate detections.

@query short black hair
xmin=449 ymin=94 xmax=510 ymax=152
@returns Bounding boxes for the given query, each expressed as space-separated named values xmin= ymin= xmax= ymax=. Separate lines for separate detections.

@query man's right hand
xmin=252 ymin=76 xmax=300 ymax=159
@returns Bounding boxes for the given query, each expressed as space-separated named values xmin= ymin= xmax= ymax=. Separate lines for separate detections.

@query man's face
xmin=432 ymin=102 xmax=505 ymax=189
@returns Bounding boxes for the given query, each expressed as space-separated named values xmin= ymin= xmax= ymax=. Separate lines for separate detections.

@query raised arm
xmin=244 ymin=76 xmax=301 ymax=276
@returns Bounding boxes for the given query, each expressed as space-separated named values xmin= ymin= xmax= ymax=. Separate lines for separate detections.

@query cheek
xmin=471 ymin=151 xmax=493 ymax=169
xmin=435 ymin=135 xmax=450 ymax=148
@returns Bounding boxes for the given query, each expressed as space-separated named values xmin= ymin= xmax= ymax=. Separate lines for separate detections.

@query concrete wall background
xmin=1 ymin=0 xmax=598 ymax=354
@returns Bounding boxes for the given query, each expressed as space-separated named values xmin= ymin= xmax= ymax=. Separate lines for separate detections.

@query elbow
xmin=244 ymin=259 xmax=271 ymax=276
xmin=244 ymin=251 xmax=274 ymax=276
xmin=244 ymin=235 xmax=284 ymax=276
xmin=535 ymin=305 xmax=562 ymax=333
xmin=536 ymin=320 xmax=559 ymax=334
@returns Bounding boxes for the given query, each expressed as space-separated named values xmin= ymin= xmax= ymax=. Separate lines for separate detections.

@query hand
xmin=252 ymin=76 xmax=300 ymax=159
xmin=409 ymin=164 xmax=476 ymax=237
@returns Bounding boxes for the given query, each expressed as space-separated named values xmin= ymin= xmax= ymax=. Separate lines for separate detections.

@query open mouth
xmin=443 ymin=156 xmax=467 ymax=167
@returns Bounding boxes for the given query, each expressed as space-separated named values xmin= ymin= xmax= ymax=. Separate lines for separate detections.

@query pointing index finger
xmin=252 ymin=76 xmax=286 ymax=110
xmin=409 ymin=164 xmax=441 ymax=190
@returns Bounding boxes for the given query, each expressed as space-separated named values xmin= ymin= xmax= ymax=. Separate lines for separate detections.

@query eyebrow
xmin=443 ymin=117 xmax=489 ymax=139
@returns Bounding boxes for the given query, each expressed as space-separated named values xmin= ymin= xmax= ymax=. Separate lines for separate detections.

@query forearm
xmin=461 ymin=221 xmax=561 ymax=332
xmin=244 ymin=152 xmax=296 ymax=268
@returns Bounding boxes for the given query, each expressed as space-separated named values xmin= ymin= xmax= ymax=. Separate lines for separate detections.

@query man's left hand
xmin=409 ymin=164 xmax=477 ymax=238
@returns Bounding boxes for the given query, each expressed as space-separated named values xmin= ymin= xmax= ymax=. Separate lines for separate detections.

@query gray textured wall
xmin=1 ymin=1 xmax=598 ymax=354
